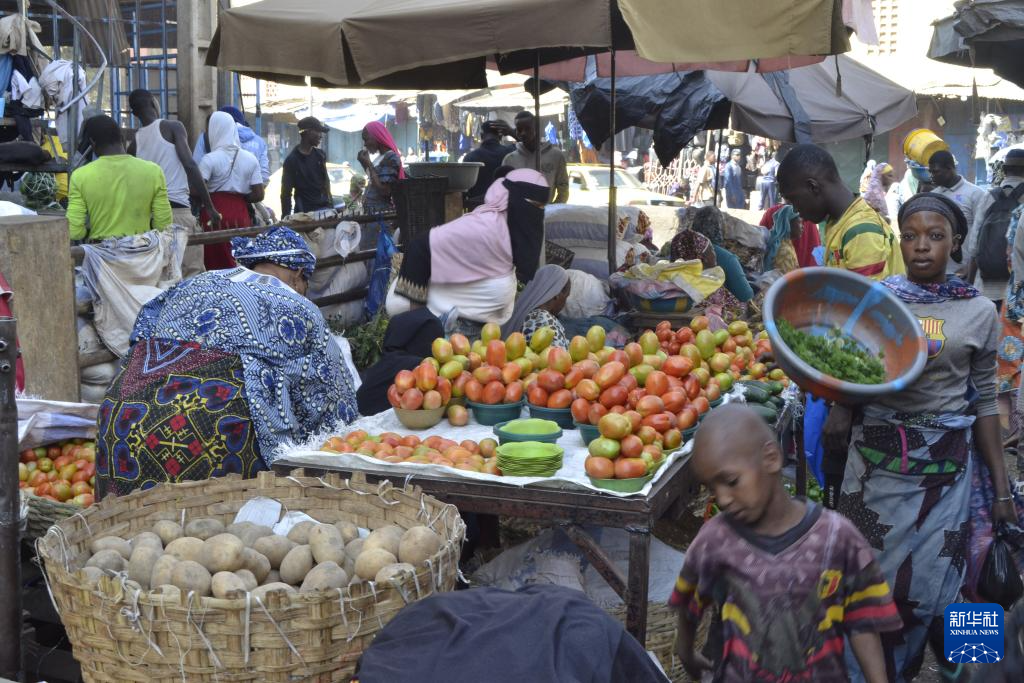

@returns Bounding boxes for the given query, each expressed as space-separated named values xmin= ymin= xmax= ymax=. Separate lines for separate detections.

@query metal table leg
xmin=625 ymin=526 xmax=652 ymax=643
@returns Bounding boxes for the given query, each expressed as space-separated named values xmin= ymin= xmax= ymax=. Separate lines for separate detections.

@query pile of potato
xmin=80 ymin=517 xmax=443 ymax=599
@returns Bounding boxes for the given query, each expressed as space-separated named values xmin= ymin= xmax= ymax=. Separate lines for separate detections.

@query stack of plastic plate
xmin=494 ymin=442 xmax=564 ymax=477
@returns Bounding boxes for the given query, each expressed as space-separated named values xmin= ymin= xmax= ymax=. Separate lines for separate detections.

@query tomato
xmin=452 ymin=372 xmax=471 ymax=398
xmin=626 ymin=389 xmax=646 ymax=408
xmin=705 ymin=383 xmax=721 ymax=402
xmin=656 ymin=328 xmax=672 ymax=343
xmin=19 ymin=449 xmax=37 ymax=463
xmin=394 ymin=370 xmax=416 ymax=392
xmin=661 ymin=390 xmax=687 ymax=413
xmin=619 ymin=434 xmax=644 ymax=458
xmin=47 ymin=446 xmax=61 ymax=460
xmin=623 ymin=410 xmax=643 ymax=432
xmin=599 ymin=385 xmax=628 ymax=409
xmin=598 ymin=413 xmax=633 ymax=440
xmin=663 ymin=429 xmax=683 ymax=450
xmin=641 ymin=412 xmax=674 ymax=433
xmin=414 ymin=362 xmax=439 ymax=392
xmin=527 ymin=384 xmax=550 ymax=407
xmin=587 ymin=403 xmax=609 ymax=426
xmin=618 ymin=373 xmax=639 ymax=393
xmin=473 ymin=365 xmax=502 ymax=384
xmin=504 ymin=381 xmax=524 ymax=404
xmin=573 ymin=359 xmax=600 ymax=379
xmin=636 ymin=425 xmax=660 ymax=446
xmin=677 ymin=407 xmax=699 ymax=429
xmin=387 ymin=384 xmax=402 ymax=408
xmin=585 ymin=456 xmax=615 ymax=479
xmin=70 ymin=481 xmax=92 ymax=497
xmin=547 ymin=389 xmax=573 ymax=409
xmin=72 ymin=493 xmax=95 ymax=507
xmin=575 ymin=379 xmax=600 ymax=402
xmin=588 ymin=437 xmax=621 ymax=459
xmin=624 ymin=342 xmax=644 ymax=368
xmin=486 ymin=340 xmax=508 ymax=367
xmin=52 ymin=455 xmax=73 ymax=470
xmin=692 ymin=396 xmax=711 ymax=415
xmin=593 ymin=361 xmax=626 ymax=389
xmin=675 ymin=327 xmax=694 ymax=344
xmin=662 ymin=356 xmax=693 ymax=378
xmin=36 ymin=457 xmax=53 ymax=473
xmin=683 ymin=376 xmax=701 ymax=400
xmin=400 ymin=388 xmax=424 ymax=410
xmin=609 ymin=350 xmax=630 ymax=368
xmin=482 ymin=381 xmax=505 ymax=405
xmin=636 ymin=395 xmax=666 ymax=418
xmin=645 ymin=371 xmax=670 ymax=397
xmin=59 ymin=464 xmax=78 ymax=482
xmin=33 ymin=483 xmax=51 ymax=497
xmin=537 ymin=369 xmax=566 ymax=394
xmin=402 ymin=435 xmax=421 ymax=448
xmin=614 ymin=457 xmax=648 ymax=479
xmin=479 ymin=438 xmax=498 ymax=458
xmin=571 ymin=398 xmax=592 ymax=423
xmin=464 ymin=379 xmax=484 ymax=403
xmin=563 ymin=368 xmax=584 ymax=390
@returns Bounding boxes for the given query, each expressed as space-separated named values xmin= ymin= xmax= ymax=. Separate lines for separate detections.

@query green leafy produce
xmin=333 ymin=312 xmax=389 ymax=371
xmin=777 ymin=319 xmax=886 ymax=385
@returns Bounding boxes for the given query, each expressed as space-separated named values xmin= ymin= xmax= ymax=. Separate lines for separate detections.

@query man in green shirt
xmin=67 ymin=115 xmax=174 ymax=241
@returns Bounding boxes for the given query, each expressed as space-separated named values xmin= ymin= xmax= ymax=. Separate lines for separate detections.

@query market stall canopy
xmin=929 ymin=0 xmax=1024 ymax=90
xmin=207 ymin=0 xmax=859 ymax=89
xmin=571 ymin=55 xmax=917 ymax=165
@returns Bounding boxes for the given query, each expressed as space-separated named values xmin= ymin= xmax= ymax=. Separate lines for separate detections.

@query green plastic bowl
xmin=576 ymin=421 xmax=600 ymax=447
xmin=682 ymin=425 xmax=698 ymax=442
xmin=588 ymin=473 xmax=654 ymax=493
xmin=526 ymin=404 xmax=575 ymax=429
xmin=493 ymin=419 xmax=563 ymax=445
xmin=709 ymin=397 xmax=724 ymax=409
xmin=467 ymin=400 xmax=524 ymax=426
xmin=393 ymin=405 xmax=446 ymax=430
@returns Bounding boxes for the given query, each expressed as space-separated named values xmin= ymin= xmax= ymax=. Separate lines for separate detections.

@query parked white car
xmin=567 ymin=164 xmax=686 ymax=208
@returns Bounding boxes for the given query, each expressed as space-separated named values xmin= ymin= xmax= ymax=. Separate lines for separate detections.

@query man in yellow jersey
xmin=778 ymin=144 xmax=904 ymax=280
xmin=66 ymin=115 xmax=173 ymax=242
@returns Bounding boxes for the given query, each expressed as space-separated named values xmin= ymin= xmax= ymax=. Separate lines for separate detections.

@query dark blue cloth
xmin=723 ymin=160 xmax=745 ymax=209
xmin=463 ymin=139 xmax=515 ymax=199
xmin=714 ymin=245 xmax=754 ymax=302
xmin=355 ymin=585 xmax=670 ymax=683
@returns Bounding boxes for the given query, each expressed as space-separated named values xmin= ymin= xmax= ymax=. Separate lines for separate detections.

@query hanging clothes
xmin=39 ymin=60 xmax=88 ymax=148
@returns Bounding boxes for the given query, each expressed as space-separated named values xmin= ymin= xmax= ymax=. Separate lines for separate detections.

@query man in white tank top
xmin=128 ymin=89 xmax=219 ymax=278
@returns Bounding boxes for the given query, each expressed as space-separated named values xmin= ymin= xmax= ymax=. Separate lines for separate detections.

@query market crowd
xmin=58 ymin=95 xmax=1024 ymax=682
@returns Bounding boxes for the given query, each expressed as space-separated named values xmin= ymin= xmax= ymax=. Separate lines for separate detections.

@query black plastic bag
xmin=978 ymin=523 xmax=1024 ymax=610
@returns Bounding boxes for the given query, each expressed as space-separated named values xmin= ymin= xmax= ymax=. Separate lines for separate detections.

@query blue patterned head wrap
xmin=231 ymin=226 xmax=316 ymax=279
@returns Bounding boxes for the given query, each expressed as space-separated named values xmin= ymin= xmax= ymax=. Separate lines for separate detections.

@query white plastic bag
xmin=17 ymin=398 xmax=98 ymax=450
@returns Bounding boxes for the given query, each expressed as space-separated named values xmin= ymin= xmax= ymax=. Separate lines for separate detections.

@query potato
xmin=150 ymin=555 xmax=178 ymax=588
xmin=279 ymin=545 xmax=314 ymax=585
xmin=80 ymin=565 xmax=105 ymax=588
xmin=184 ymin=518 xmax=225 ymax=541
xmin=309 ymin=524 xmax=346 ymax=565
xmin=354 ymin=549 xmax=397 ymax=580
xmin=252 ymin=582 xmax=296 ymax=600
xmin=374 ymin=562 xmax=416 ymax=585
xmin=253 ymin=535 xmax=296 ymax=570
xmin=212 ymin=571 xmax=248 ymax=599
xmin=235 ymin=569 xmax=258 ymax=591
xmin=342 ymin=557 xmax=355 ymax=580
xmin=90 ymin=537 xmax=132 ymax=560
xmin=200 ymin=533 xmax=245 ymax=573
xmin=131 ymin=532 xmax=164 ymax=553
xmin=241 ymin=548 xmax=271 ymax=584
xmin=300 ymin=561 xmax=349 ymax=593
xmin=265 ymin=570 xmax=281 ymax=585
xmin=233 ymin=524 xmax=274 ymax=547
xmin=165 ymin=537 xmax=205 ymax=563
xmin=334 ymin=520 xmax=360 ymax=544
xmin=286 ymin=521 xmax=316 ymax=545
xmin=344 ymin=538 xmax=365 ymax=562
xmin=127 ymin=546 xmax=163 ymax=589
xmin=398 ymin=527 xmax=442 ymax=566
xmin=170 ymin=560 xmax=212 ymax=597
xmin=87 ymin=549 xmax=126 ymax=573
xmin=152 ymin=520 xmax=183 ymax=546
xmin=225 ymin=521 xmax=254 ymax=537
xmin=363 ymin=528 xmax=401 ymax=558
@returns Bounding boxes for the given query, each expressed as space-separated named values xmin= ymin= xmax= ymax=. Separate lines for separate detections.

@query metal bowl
xmin=762 ymin=267 xmax=928 ymax=404
xmin=405 ymin=162 xmax=484 ymax=193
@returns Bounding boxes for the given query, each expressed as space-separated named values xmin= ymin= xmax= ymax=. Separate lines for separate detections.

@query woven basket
xmin=608 ymin=602 xmax=685 ymax=681
xmin=36 ymin=470 xmax=465 ymax=683
xmin=25 ymin=493 xmax=80 ymax=539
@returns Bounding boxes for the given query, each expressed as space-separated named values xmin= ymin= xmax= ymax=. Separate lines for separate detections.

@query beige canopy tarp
xmin=208 ymin=0 xmax=850 ymax=88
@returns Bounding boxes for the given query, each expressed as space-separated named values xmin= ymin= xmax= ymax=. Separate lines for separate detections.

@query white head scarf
xmin=208 ymin=111 xmax=240 ymax=153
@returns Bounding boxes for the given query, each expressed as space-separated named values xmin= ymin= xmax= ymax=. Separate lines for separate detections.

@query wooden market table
xmin=272 ymin=451 xmax=698 ymax=644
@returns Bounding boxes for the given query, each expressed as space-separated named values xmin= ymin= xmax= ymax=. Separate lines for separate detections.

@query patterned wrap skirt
xmin=96 ymin=338 xmax=266 ymax=498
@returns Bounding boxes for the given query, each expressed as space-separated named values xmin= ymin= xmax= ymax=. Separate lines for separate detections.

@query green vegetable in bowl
xmin=777 ymin=320 xmax=886 ymax=385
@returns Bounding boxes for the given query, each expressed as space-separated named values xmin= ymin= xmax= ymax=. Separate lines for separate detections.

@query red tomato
xmin=575 ymin=379 xmax=600 ymax=402
xmin=614 ymin=457 xmax=648 ymax=479
xmin=571 ymin=398 xmax=592 ymax=423
xmin=662 ymin=356 xmax=693 ymax=378
xmin=504 ymin=381 xmax=524 ymax=404
xmin=663 ymin=429 xmax=683 ymax=450
xmin=598 ymin=413 xmax=633 ymax=440
xmin=677 ymin=407 xmax=698 ymax=429
xmin=585 ymin=456 xmax=615 ymax=479
xmin=624 ymin=343 xmax=644 ymax=368
xmin=486 ymin=340 xmax=508 ymax=367
xmin=675 ymin=328 xmax=694 ymax=344
xmin=482 ymin=381 xmax=506 ymax=405
xmin=661 ymin=391 xmax=687 ymax=413
xmin=587 ymin=403 xmax=609 ymax=426
xmin=464 ymin=379 xmax=484 ymax=403
xmin=537 ymin=369 xmax=566 ymax=394
xmin=593 ymin=361 xmax=626 ymax=389
xmin=644 ymin=371 xmax=670 ymax=397
xmin=692 ymin=396 xmax=711 ymax=415
xmin=683 ymin=376 xmax=701 ymax=400
xmin=599 ymin=385 xmax=628 ymax=409
xmin=623 ymin=410 xmax=643 ymax=432
xmin=19 ymin=449 xmax=37 ymax=463
xmin=52 ymin=455 xmax=73 ymax=471
xmin=400 ymin=388 xmax=425 ymax=410
xmin=636 ymin=425 xmax=660 ymax=446
xmin=387 ymin=384 xmax=402 ymax=408
xmin=620 ymin=434 xmax=644 ymax=458
xmin=641 ymin=412 xmax=674 ymax=433
xmin=563 ymin=368 xmax=584 ymax=390
xmin=547 ymin=389 xmax=574 ymax=409
xmin=636 ymin=395 xmax=666 ymax=418
xmin=618 ymin=373 xmax=639 ymax=393
xmin=527 ymin=384 xmax=550 ymax=407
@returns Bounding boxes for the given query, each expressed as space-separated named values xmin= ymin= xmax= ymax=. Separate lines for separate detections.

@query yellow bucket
xmin=903 ymin=129 xmax=950 ymax=167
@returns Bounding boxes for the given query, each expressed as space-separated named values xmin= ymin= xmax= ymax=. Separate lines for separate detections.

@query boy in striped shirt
xmin=672 ymin=405 xmax=901 ymax=682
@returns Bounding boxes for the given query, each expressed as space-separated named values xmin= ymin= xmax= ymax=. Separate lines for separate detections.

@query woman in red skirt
xmin=198 ymin=111 xmax=265 ymax=269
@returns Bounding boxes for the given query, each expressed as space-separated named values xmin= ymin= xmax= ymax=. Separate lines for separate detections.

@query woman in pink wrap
xmin=390 ymin=168 xmax=549 ymax=327
xmin=358 ymin=121 xmax=405 ymax=213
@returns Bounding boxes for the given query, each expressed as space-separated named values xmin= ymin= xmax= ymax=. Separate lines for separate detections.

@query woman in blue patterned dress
xmin=96 ymin=227 xmax=359 ymax=497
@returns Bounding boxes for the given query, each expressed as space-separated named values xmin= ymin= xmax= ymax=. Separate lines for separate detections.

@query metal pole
xmin=0 ymin=318 xmax=21 ymax=680
xmin=71 ymin=27 xmax=80 ymax=156
xmin=533 ymin=54 xmax=541 ymax=172
xmin=712 ymin=129 xmax=724 ymax=208
xmin=607 ymin=48 xmax=617 ymax=275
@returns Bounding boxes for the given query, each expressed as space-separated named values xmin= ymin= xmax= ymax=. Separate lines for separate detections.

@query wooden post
xmin=443 ymin=191 xmax=463 ymax=223
xmin=177 ymin=0 xmax=218 ymax=142
xmin=0 ymin=317 xmax=20 ymax=680
xmin=0 ymin=217 xmax=79 ymax=401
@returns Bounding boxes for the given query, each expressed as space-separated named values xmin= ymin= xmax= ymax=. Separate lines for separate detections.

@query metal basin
xmin=405 ymin=162 xmax=484 ymax=193
xmin=762 ymin=267 xmax=928 ymax=404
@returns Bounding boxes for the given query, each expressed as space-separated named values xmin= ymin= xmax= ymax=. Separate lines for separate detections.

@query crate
xmin=393 ymin=176 xmax=449 ymax=247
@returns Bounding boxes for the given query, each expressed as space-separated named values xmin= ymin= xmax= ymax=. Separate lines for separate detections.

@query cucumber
xmin=768 ymin=396 xmax=785 ymax=409
xmin=736 ymin=381 xmax=772 ymax=403
xmin=766 ymin=381 xmax=784 ymax=395
xmin=746 ymin=403 xmax=779 ymax=423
